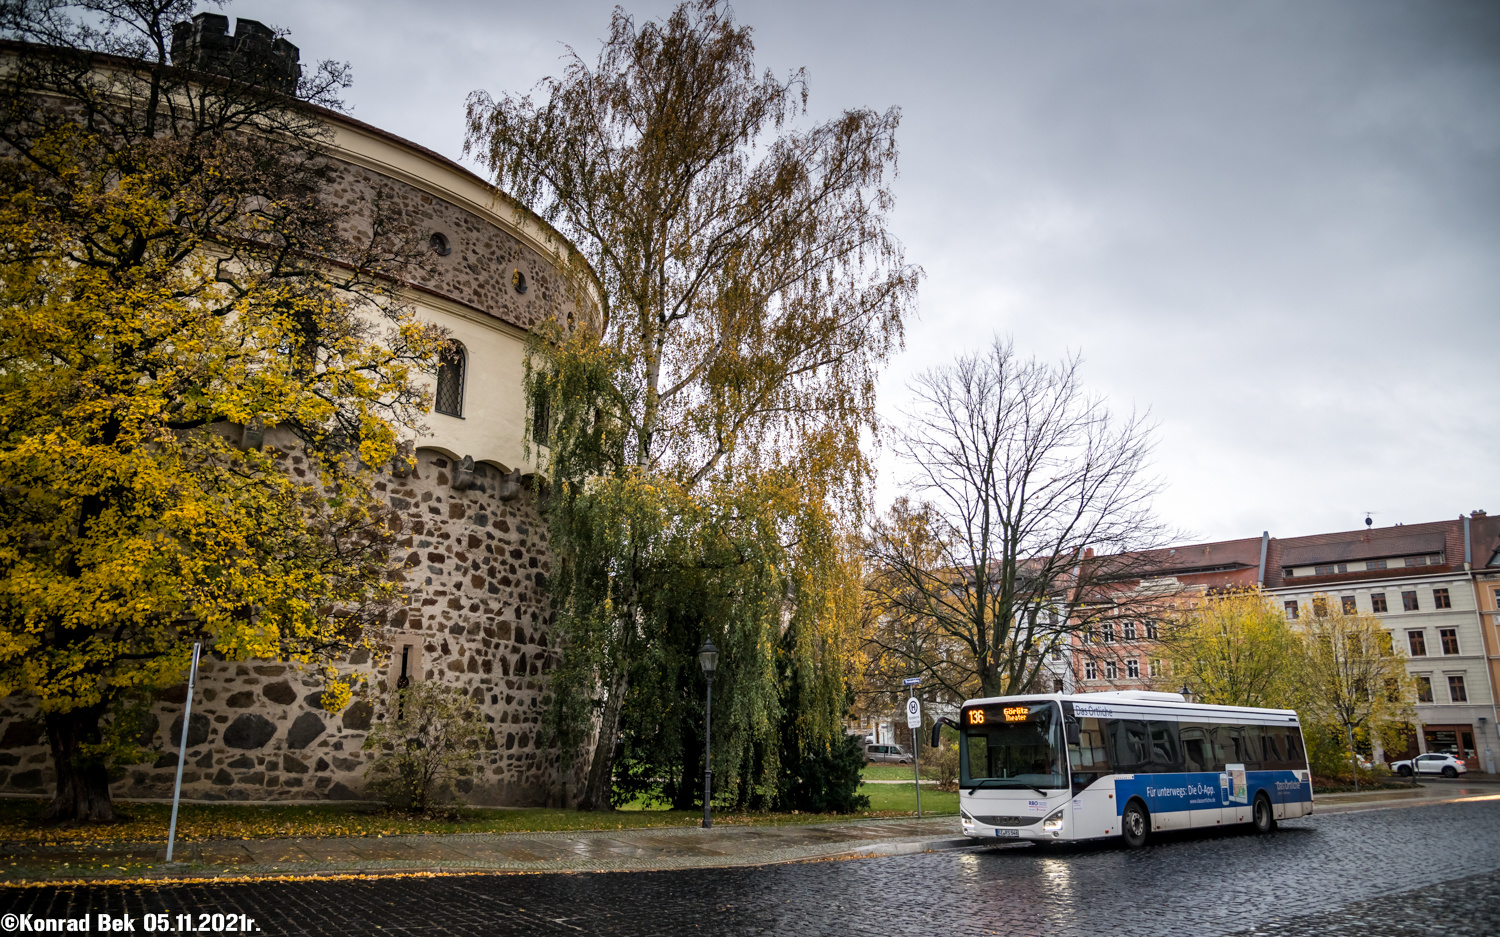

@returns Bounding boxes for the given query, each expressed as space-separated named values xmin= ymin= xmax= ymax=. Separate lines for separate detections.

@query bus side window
xmin=1180 ymin=727 xmax=1211 ymax=773
xmin=1285 ymin=731 xmax=1305 ymax=765
xmin=1239 ymin=725 xmax=1263 ymax=769
xmin=1072 ymin=718 xmax=1110 ymax=769
xmin=1213 ymin=726 xmax=1241 ymax=768
xmin=1148 ymin=721 xmax=1182 ymax=771
xmin=1262 ymin=732 xmax=1283 ymax=767
xmin=1109 ymin=720 xmax=1149 ymax=769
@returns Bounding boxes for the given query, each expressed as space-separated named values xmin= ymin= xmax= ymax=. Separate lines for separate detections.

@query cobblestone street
xmin=5 ymin=798 xmax=1499 ymax=936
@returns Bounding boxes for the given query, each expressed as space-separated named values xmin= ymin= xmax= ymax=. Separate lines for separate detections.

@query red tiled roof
xmin=1135 ymin=537 xmax=1264 ymax=575
xmin=1279 ymin=526 xmax=1449 ymax=566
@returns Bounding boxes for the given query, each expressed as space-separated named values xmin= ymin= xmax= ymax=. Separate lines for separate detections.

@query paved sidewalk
xmin=0 ymin=815 xmax=973 ymax=885
xmin=1311 ymin=779 xmax=1500 ymax=815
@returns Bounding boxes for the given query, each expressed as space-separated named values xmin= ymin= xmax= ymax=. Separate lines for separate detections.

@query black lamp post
xmin=1180 ymin=684 xmax=1194 ymax=705
xmin=698 ymin=641 xmax=719 ymax=829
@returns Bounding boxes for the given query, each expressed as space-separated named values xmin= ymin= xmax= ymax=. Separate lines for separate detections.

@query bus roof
xmin=959 ymin=691 xmax=1300 ymax=723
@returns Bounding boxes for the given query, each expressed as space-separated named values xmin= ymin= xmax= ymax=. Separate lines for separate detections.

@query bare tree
xmin=866 ymin=338 xmax=1175 ymax=701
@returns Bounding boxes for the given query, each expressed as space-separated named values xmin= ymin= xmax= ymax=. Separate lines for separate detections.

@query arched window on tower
xmin=435 ymin=342 xmax=466 ymax=417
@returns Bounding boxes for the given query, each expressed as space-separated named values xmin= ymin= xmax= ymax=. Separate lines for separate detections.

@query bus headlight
xmin=1042 ymin=808 xmax=1066 ymax=832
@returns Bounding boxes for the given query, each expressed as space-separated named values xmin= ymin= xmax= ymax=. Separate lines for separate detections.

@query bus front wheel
xmin=1252 ymin=794 xmax=1276 ymax=834
xmin=1121 ymin=800 xmax=1150 ymax=849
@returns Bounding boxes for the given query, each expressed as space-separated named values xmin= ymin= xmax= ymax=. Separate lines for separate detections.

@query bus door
xmin=1179 ymin=725 xmax=1222 ymax=829
xmin=1213 ymin=726 xmax=1257 ymax=824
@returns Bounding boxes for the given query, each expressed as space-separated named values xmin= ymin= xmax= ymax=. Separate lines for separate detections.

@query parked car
xmin=1390 ymin=752 xmax=1468 ymax=778
xmin=864 ymin=743 xmax=912 ymax=765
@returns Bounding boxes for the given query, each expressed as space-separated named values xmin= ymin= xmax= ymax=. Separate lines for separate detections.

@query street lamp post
xmin=1180 ymin=684 xmax=1194 ymax=705
xmin=698 ymin=641 xmax=719 ymax=829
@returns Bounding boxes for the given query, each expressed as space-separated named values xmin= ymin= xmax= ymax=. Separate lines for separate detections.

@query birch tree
xmin=464 ymin=1 xmax=917 ymax=809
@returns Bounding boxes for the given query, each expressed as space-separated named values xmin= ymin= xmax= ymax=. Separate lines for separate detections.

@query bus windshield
xmin=959 ymin=700 xmax=1067 ymax=790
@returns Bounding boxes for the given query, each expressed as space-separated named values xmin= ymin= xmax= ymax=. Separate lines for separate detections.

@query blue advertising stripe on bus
xmin=1112 ymin=771 xmax=1311 ymax=815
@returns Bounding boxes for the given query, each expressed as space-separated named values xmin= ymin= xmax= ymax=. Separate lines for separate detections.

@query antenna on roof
xmin=1363 ymin=511 xmax=1376 ymax=529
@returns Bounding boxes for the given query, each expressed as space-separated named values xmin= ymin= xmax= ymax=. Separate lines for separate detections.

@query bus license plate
xmin=995 ymin=829 xmax=1019 ymax=838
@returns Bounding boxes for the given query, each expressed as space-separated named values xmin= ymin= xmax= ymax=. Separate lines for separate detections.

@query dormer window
xmin=435 ymin=342 xmax=466 ymax=417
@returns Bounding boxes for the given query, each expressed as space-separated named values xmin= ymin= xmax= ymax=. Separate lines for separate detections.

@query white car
xmin=1390 ymin=752 xmax=1468 ymax=778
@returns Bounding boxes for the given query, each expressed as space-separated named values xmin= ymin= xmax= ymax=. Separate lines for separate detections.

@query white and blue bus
xmin=933 ymin=690 xmax=1313 ymax=848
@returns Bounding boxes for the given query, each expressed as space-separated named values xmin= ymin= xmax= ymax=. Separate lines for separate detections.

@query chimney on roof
xmin=170 ymin=13 xmax=301 ymax=94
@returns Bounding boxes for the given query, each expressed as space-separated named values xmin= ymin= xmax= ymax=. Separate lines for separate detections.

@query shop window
xmin=1424 ymin=727 xmax=1459 ymax=754
xmin=1341 ymin=595 xmax=1357 ymax=615
xmin=1284 ymin=600 xmax=1299 ymax=620
xmin=1433 ymin=588 xmax=1451 ymax=610
xmin=1448 ymin=676 xmax=1467 ymax=703
xmin=1415 ymin=676 xmax=1433 ymax=703
xmin=1371 ymin=592 xmax=1388 ymax=613
xmin=1408 ymin=631 xmax=1427 ymax=656
xmin=434 ymin=342 xmax=466 ymax=417
xmin=1439 ymin=628 xmax=1459 ymax=655
xmin=1402 ymin=591 xmax=1419 ymax=612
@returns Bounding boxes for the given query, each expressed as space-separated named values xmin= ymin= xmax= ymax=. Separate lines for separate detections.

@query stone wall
xmin=0 ymin=448 xmax=565 ymax=806
xmin=323 ymin=157 xmax=573 ymax=333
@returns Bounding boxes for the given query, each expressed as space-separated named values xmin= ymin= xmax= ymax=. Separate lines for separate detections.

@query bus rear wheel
xmin=1252 ymin=794 xmax=1276 ymax=834
xmin=1122 ymin=800 xmax=1150 ymax=848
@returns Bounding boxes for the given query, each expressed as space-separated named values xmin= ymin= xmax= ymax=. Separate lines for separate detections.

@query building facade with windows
xmin=1264 ymin=517 xmax=1497 ymax=772
xmin=1062 ymin=515 xmax=1500 ymax=773
xmin=0 ymin=16 xmax=587 ymax=806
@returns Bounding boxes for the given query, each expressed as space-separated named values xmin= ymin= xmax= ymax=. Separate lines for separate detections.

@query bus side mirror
xmin=1066 ymin=720 xmax=1081 ymax=746
xmin=931 ymin=716 xmax=958 ymax=749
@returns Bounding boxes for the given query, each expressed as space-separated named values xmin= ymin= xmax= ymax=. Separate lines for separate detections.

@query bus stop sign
xmin=906 ymin=696 xmax=921 ymax=729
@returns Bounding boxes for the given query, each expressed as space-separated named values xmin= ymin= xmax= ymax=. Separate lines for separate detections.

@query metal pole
xmin=912 ymin=687 xmax=921 ymax=819
xmin=702 ymin=673 xmax=713 ymax=829
xmin=166 ymin=642 xmax=202 ymax=863
xmin=1346 ymin=723 xmax=1359 ymax=794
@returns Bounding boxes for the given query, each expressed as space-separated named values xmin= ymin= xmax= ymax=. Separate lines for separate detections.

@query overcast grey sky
xmin=248 ymin=0 xmax=1500 ymax=543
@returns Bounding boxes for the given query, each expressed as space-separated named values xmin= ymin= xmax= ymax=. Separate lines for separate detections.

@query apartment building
xmin=1265 ymin=517 xmax=1496 ymax=772
xmin=1068 ymin=513 xmax=1500 ymax=773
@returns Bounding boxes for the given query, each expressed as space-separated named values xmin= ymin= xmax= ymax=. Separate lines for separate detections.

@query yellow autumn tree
xmin=1296 ymin=594 xmax=1416 ymax=776
xmin=0 ymin=3 xmax=444 ymax=820
xmin=1162 ymin=588 xmax=1302 ymax=708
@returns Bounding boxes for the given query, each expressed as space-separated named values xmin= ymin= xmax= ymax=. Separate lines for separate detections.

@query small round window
xmin=513 ymin=269 xmax=528 ymax=294
xmin=429 ymin=232 xmax=452 ymax=256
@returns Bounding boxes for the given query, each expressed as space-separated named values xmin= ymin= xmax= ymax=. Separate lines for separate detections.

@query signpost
xmin=166 ymin=642 xmax=202 ymax=863
xmin=906 ymin=693 xmax=922 ymax=818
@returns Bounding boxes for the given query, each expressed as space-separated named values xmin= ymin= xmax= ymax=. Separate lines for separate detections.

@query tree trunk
xmin=43 ymin=706 xmax=115 ymax=823
xmin=577 ymin=670 xmax=629 ymax=811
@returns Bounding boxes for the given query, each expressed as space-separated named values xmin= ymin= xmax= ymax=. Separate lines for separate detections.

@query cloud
xmin=246 ymin=0 xmax=1500 ymax=540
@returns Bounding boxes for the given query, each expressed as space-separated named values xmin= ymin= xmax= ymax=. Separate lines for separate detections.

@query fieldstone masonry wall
xmin=324 ymin=156 xmax=572 ymax=332
xmin=0 ymin=448 xmax=564 ymax=806
xmin=0 ymin=89 xmax=585 ymax=806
